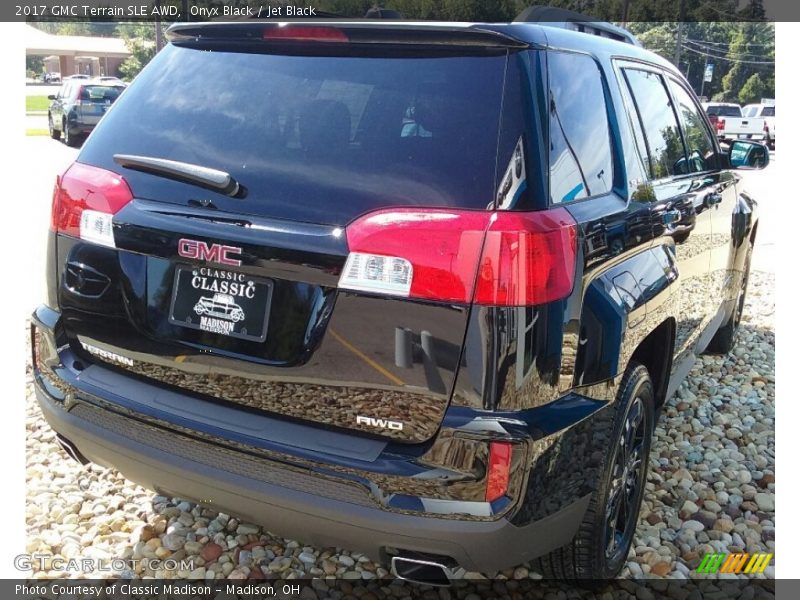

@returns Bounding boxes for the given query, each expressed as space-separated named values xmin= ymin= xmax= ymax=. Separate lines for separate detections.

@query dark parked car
xmin=33 ymin=16 xmax=766 ymax=583
xmin=47 ymin=82 xmax=125 ymax=147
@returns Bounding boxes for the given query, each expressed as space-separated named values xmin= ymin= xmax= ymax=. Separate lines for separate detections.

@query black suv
xmin=47 ymin=80 xmax=126 ymax=147
xmin=32 ymin=19 xmax=767 ymax=582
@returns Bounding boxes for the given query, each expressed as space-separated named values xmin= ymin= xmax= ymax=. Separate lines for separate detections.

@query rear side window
xmin=762 ymin=106 xmax=775 ymax=117
xmin=79 ymin=44 xmax=509 ymax=226
xmin=668 ymin=80 xmax=716 ymax=173
xmin=623 ymin=69 xmax=685 ymax=180
xmin=547 ymin=52 xmax=613 ymax=203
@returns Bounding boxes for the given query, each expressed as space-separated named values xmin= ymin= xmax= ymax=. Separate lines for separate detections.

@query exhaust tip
xmin=56 ymin=434 xmax=90 ymax=466
xmin=390 ymin=553 xmax=464 ymax=587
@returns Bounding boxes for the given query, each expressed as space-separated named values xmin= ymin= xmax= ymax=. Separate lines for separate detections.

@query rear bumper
xmin=31 ymin=303 xmax=600 ymax=572
xmin=66 ymin=123 xmax=95 ymax=136
xmin=35 ymin=381 xmax=590 ymax=573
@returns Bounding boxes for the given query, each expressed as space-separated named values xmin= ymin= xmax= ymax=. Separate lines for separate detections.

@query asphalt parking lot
xmin=23 ymin=135 xmax=775 ymax=591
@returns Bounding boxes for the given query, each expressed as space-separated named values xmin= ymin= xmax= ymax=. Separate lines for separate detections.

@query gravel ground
xmin=24 ymin=271 xmax=774 ymax=593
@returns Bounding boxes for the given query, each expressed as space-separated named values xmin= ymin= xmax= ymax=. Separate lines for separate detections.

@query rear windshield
xmin=79 ymin=85 xmax=124 ymax=102
xmin=705 ymin=105 xmax=741 ymax=117
xmin=80 ymin=44 xmax=508 ymax=225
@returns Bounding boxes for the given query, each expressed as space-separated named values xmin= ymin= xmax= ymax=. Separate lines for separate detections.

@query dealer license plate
xmin=168 ymin=265 xmax=272 ymax=342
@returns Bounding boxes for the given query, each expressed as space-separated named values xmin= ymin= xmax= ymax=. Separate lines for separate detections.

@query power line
xmin=684 ymin=38 xmax=774 ymax=52
xmin=684 ymin=37 xmax=774 ymax=47
xmin=696 ymin=0 xmax=746 ymax=20
xmin=684 ymin=39 xmax=773 ymax=60
xmin=680 ymin=43 xmax=775 ymax=65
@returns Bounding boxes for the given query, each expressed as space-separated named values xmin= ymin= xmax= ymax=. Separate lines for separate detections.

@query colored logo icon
xmin=697 ymin=553 xmax=772 ymax=574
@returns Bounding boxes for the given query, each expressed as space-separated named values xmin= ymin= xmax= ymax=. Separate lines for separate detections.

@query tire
xmin=63 ymin=121 xmax=80 ymax=147
xmin=532 ymin=362 xmax=655 ymax=579
xmin=706 ymin=241 xmax=752 ymax=354
xmin=48 ymin=114 xmax=60 ymax=140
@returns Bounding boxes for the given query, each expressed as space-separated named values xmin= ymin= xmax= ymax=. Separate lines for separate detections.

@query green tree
xmin=720 ymin=22 xmax=773 ymax=101
xmin=117 ymin=23 xmax=162 ymax=81
xmin=118 ymin=38 xmax=157 ymax=82
xmin=26 ymin=55 xmax=44 ymax=79
xmin=738 ymin=72 xmax=765 ymax=104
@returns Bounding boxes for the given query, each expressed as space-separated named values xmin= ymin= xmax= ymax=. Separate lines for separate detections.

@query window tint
xmin=79 ymin=85 xmax=124 ymax=102
xmin=669 ymin=80 xmax=716 ymax=173
xmin=762 ymin=106 xmax=775 ymax=117
xmin=80 ymin=45 xmax=508 ymax=225
xmin=706 ymin=105 xmax=741 ymax=117
xmin=623 ymin=69 xmax=685 ymax=179
xmin=548 ymin=52 xmax=613 ymax=203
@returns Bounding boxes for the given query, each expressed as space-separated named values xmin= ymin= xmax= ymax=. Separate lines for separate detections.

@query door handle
xmin=705 ymin=193 xmax=722 ymax=207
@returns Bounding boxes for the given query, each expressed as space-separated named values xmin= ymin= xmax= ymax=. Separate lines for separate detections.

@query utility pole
xmin=699 ymin=55 xmax=709 ymax=98
xmin=674 ymin=0 xmax=686 ymax=70
xmin=622 ymin=0 xmax=631 ymax=26
xmin=154 ymin=0 xmax=164 ymax=52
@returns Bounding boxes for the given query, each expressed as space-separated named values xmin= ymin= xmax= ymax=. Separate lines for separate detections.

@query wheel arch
xmin=628 ymin=317 xmax=675 ymax=413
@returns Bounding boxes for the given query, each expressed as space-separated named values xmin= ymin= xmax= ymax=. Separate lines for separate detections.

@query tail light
xmin=716 ymin=117 xmax=725 ymax=132
xmin=263 ymin=26 xmax=348 ymax=42
xmin=50 ymin=162 xmax=134 ymax=248
xmin=485 ymin=441 xmax=512 ymax=503
xmin=475 ymin=210 xmax=577 ymax=306
xmin=339 ymin=207 xmax=577 ymax=306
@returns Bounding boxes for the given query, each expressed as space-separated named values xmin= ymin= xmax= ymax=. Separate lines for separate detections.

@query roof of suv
xmin=167 ymin=20 xmax=676 ymax=73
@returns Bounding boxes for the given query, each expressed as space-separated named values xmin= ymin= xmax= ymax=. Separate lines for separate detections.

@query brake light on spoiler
xmin=263 ymin=26 xmax=349 ymax=43
xmin=50 ymin=162 xmax=134 ymax=248
xmin=339 ymin=207 xmax=577 ymax=306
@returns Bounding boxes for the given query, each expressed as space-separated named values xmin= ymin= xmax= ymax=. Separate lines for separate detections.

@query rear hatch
xmin=75 ymin=84 xmax=124 ymax=126
xmin=56 ymin=23 xmax=526 ymax=443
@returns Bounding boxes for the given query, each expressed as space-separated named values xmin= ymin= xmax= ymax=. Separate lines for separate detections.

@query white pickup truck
xmin=702 ymin=102 xmax=766 ymax=145
xmin=743 ymin=100 xmax=775 ymax=149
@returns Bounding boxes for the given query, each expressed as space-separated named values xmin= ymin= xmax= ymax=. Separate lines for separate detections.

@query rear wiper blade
xmin=113 ymin=154 xmax=244 ymax=198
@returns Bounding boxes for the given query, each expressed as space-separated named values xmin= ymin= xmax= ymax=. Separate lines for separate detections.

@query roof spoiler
xmin=166 ymin=22 xmax=529 ymax=49
xmin=515 ymin=6 xmax=641 ymax=47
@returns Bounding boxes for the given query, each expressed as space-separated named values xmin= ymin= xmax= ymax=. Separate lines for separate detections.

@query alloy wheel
xmin=604 ymin=396 xmax=646 ymax=563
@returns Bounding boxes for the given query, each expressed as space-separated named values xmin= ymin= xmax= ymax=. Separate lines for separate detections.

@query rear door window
xmin=547 ymin=51 xmax=613 ymax=203
xmin=79 ymin=44 xmax=510 ymax=226
xmin=622 ymin=69 xmax=685 ymax=179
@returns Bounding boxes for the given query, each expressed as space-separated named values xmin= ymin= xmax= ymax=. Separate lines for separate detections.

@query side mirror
xmin=729 ymin=140 xmax=769 ymax=170
xmin=47 ymin=94 xmax=56 ymax=100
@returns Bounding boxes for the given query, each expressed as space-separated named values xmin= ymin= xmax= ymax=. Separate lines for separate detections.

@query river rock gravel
xmin=25 ymin=272 xmax=774 ymax=593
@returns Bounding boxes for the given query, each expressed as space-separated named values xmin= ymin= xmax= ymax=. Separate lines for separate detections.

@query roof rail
xmin=514 ymin=6 xmax=641 ymax=47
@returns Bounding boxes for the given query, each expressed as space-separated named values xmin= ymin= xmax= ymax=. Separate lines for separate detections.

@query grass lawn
xmin=26 ymin=128 xmax=50 ymax=136
xmin=26 ymin=96 xmax=50 ymax=112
